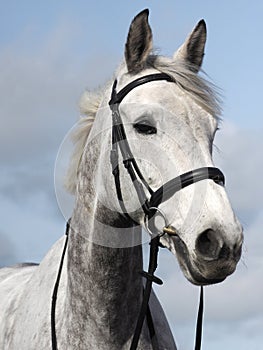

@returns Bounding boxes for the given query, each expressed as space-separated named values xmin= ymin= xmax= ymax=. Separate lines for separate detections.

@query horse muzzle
xmin=168 ymin=228 xmax=243 ymax=286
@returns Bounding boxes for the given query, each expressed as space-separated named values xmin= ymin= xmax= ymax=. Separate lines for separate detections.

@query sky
xmin=0 ymin=1 xmax=262 ymax=349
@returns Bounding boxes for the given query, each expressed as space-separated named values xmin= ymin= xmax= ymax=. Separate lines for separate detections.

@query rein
xmin=51 ymin=72 xmax=224 ymax=350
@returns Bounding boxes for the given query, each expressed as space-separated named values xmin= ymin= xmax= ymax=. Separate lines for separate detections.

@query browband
xmin=109 ymin=73 xmax=174 ymax=105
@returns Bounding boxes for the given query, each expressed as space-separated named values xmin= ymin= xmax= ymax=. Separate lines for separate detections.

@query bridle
xmin=108 ymin=72 xmax=225 ymax=350
xmin=51 ymin=72 xmax=225 ymax=350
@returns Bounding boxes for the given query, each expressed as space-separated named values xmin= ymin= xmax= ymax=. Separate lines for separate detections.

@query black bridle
xmin=108 ymin=72 xmax=225 ymax=350
xmin=51 ymin=73 xmax=225 ymax=350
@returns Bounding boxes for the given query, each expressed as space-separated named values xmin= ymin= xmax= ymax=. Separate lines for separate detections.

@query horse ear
xmin=125 ymin=9 xmax=153 ymax=73
xmin=173 ymin=20 xmax=207 ymax=72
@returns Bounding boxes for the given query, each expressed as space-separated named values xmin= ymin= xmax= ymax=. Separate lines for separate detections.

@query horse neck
xmin=65 ymin=195 xmax=144 ymax=347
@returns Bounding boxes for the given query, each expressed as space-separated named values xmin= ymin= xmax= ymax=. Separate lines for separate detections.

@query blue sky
xmin=0 ymin=1 xmax=262 ymax=349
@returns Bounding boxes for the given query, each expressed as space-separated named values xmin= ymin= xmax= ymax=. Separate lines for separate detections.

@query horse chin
xmin=164 ymin=235 xmax=233 ymax=286
xmin=180 ymin=262 xmax=227 ymax=287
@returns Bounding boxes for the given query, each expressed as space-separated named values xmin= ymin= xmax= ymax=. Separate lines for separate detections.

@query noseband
xmin=109 ymin=72 xmax=225 ymax=350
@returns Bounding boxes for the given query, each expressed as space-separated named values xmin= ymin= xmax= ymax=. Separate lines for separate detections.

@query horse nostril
xmin=196 ymin=230 xmax=243 ymax=262
xmin=195 ymin=229 xmax=223 ymax=261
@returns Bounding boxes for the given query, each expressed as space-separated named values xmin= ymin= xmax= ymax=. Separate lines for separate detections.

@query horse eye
xmin=133 ymin=121 xmax=157 ymax=135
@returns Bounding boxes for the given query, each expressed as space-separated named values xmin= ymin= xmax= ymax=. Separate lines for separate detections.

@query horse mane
xmin=64 ymin=89 xmax=104 ymax=194
xmin=65 ymin=55 xmax=221 ymax=194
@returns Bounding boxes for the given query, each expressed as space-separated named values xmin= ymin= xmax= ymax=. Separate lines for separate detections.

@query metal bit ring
xmin=144 ymin=207 xmax=169 ymax=237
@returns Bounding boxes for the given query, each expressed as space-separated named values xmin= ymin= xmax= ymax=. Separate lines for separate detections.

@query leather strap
xmin=146 ymin=303 xmax=160 ymax=350
xmin=150 ymin=167 xmax=225 ymax=208
xmin=130 ymin=236 xmax=162 ymax=350
xmin=195 ymin=286 xmax=204 ymax=350
xmin=51 ymin=220 xmax=71 ymax=350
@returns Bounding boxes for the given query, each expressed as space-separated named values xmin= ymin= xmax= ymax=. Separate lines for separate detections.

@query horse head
xmin=72 ymin=9 xmax=243 ymax=286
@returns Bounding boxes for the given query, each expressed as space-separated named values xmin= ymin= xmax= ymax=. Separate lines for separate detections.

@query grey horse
xmin=0 ymin=9 xmax=243 ymax=350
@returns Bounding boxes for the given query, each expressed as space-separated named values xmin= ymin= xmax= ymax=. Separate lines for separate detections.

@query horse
xmin=0 ymin=9 xmax=243 ymax=350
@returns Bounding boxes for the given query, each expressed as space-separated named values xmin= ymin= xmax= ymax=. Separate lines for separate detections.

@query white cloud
xmin=0 ymin=191 xmax=64 ymax=264
xmin=0 ymin=19 xmax=119 ymax=167
xmin=0 ymin=45 xmax=79 ymax=164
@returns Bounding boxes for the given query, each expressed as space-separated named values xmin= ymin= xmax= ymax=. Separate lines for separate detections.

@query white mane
xmin=64 ymin=89 xmax=104 ymax=193
xmin=65 ymin=55 xmax=221 ymax=194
